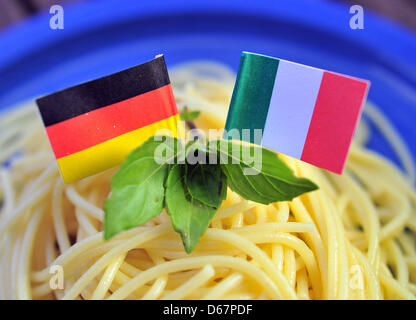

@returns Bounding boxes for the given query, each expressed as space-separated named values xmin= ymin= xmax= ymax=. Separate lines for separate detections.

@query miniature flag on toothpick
xmin=36 ymin=55 xmax=180 ymax=183
xmin=225 ymin=52 xmax=370 ymax=174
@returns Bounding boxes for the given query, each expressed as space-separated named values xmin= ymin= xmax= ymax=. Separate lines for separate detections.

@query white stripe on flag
xmin=262 ymin=60 xmax=323 ymax=159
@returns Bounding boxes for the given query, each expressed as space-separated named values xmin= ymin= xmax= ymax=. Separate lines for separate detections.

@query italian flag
xmin=225 ymin=52 xmax=370 ymax=174
xmin=37 ymin=55 xmax=180 ymax=183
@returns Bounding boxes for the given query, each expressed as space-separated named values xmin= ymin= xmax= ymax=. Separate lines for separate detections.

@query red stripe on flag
xmin=300 ymin=72 xmax=369 ymax=173
xmin=46 ymin=84 xmax=177 ymax=159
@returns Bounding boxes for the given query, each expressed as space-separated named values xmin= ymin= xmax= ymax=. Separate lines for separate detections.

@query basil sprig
xmin=179 ymin=110 xmax=201 ymax=122
xmin=104 ymin=136 xmax=318 ymax=253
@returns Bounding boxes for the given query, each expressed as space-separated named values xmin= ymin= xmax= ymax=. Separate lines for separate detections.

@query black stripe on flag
xmin=36 ymin=55 xmax=170 ymax=127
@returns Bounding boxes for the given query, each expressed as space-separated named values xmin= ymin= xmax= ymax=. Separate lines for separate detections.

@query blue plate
xmin=0 ymin=0 xmax=415 ymax=167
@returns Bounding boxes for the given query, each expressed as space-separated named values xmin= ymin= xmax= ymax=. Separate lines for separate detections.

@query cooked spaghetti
xmin=0 ymin=61 xmax=415 ymax=300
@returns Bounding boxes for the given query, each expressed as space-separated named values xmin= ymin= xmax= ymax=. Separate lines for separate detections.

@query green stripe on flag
xmin=225 ymin=52 xmax=279 ymax=144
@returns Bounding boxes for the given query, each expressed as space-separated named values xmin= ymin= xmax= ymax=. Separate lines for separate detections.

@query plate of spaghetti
xmin=0 ymin=0 xmax=415 ymax=300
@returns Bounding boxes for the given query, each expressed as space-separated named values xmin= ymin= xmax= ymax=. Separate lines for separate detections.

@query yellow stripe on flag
xmin=57 ymin=114 xmax=182 ymax=183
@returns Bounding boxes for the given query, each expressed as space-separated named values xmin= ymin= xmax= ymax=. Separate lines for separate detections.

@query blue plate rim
xmin=0 ymin=0 xmax=415 ymax=72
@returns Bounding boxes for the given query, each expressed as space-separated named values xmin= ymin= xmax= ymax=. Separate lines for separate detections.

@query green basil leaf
xmin=180 ymin=110 xmax=201 ymax=121
xmin=165 ymin=164 xmax=217 ymax=253
xmin=104 ymin=136 xmax=184 ymax=239
xmin=184 ymin=140 xmax=225 ymax=208
xmin=111 ymin=135 xmax=182 ymax=189
xmin=104 ymin=157 xmax=167 ymax=239
xmin=211 ymin=140 xmax=318 ymax=204
xmin=185 ymin=162 xmax=223 ymax=208
xmin=219 ymin=170 xmax=228 ymax=203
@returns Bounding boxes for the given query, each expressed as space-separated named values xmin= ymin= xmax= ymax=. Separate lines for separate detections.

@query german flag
xmin=36 ymin=55 xmax=180 ymax=183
